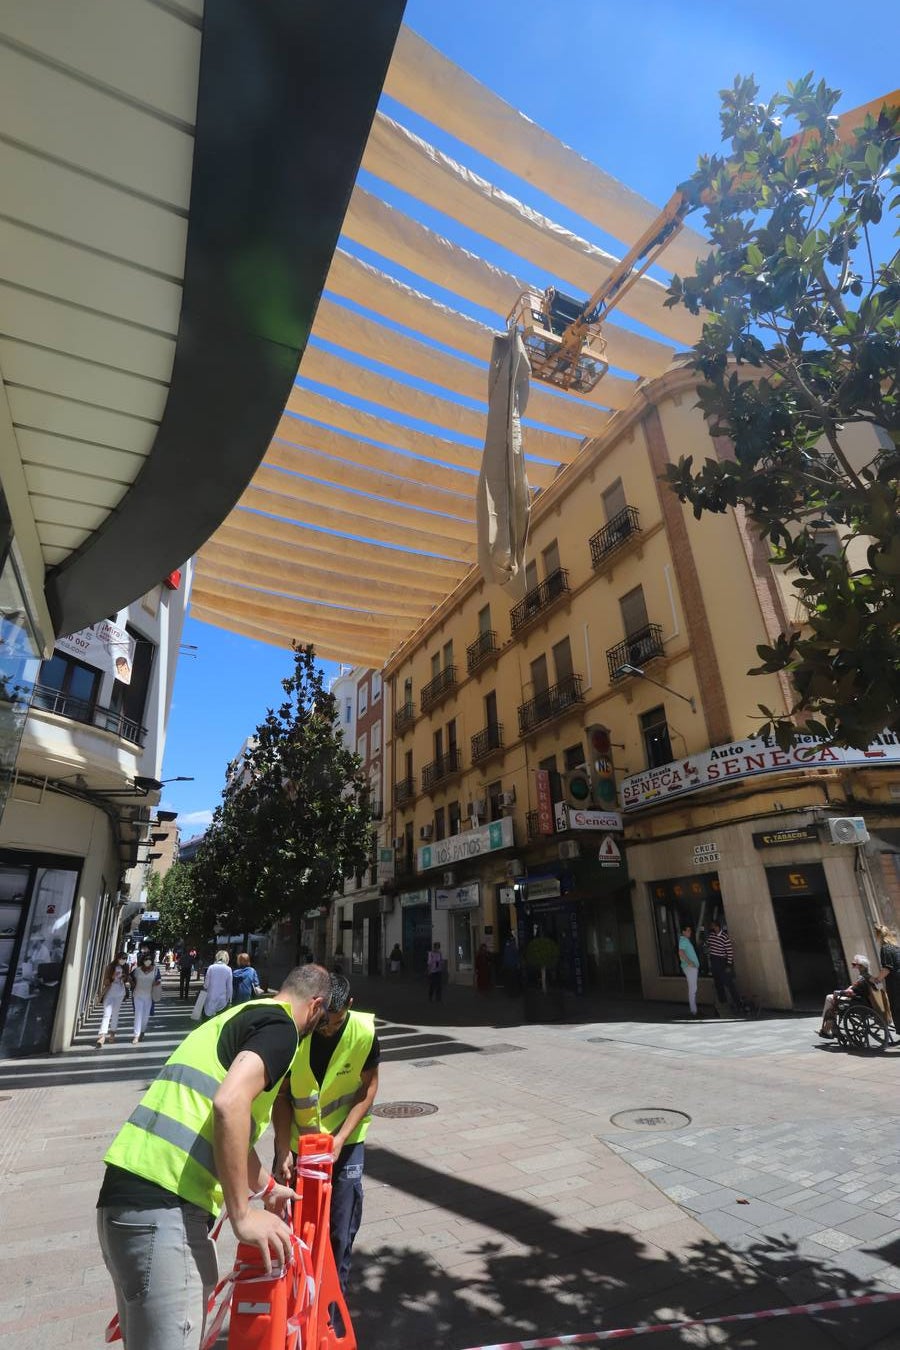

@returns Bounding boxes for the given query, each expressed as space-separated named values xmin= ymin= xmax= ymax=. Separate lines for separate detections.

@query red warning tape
xmin=458 ymin=1291 xmax=900 ymax=1349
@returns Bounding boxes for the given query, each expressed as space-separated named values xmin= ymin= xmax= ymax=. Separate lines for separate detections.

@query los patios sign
xmin=621 ymin=732 xmax=900 ymax=813
xmin=418 ymin=816 xmax=514 ymax=871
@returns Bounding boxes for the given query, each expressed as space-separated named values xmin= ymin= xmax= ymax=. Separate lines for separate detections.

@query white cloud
xmin=178 ymin=809 xmax=213 ymax=828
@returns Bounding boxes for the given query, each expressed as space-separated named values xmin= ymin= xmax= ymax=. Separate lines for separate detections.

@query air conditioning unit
xmin=419 ymin=824 xmax=434 ymax=841
xmin=443 ymin=870 xmax=457 ymax=886
xmin=379 ymin=895 xmax=395 ymax=914
xmin=470 ymin=798 xmax=487 ymax=816
xmin=559 ymin=840 xmax=581 ymax=860
xmin=392 ymin=836 xmax=404 ymax=851
xmin=499 ymin=788 xmax=517 ymax=808
xmin=827 ymin=816 xmax=869 ymax=845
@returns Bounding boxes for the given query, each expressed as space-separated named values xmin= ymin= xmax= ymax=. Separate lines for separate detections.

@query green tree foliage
xmin=153 ymin=862 xmax=209 ymax=951
xmin=190 ymin=644 xmax=371 ymax=939
xmin=665 ymin=74 xmax=900 ymax=747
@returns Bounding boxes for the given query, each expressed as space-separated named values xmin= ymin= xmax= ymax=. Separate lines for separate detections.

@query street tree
xmin=665 ymin=74 xmax=900 ymax=747
xmin=191 ymin=643 xmax=371 ymax=944
xmin=153 ymin=862 xmax=211 ymax=952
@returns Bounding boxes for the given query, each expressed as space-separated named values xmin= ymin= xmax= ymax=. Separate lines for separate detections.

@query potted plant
xmin=523 ymin=936 xmax=565 ymax=1021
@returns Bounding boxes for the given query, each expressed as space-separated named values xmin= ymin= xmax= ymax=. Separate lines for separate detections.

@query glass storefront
xmin=451 ymin=909 xmax=473 ymax=972
xmin=0 ymin=549 xmax=42 ymax=819
xmin=0 ymin=855 xmax=81 ymax=1057
xmin=650 ymin=872 xmax=723 ymax=977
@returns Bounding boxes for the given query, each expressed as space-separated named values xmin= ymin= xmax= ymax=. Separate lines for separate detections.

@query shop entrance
xmin=402 ymin=903 xmax=431 ymax=974
xmin=0 ymin=852 xmax=81 ymax=1057
xmin=589 ymin=893 xmax=641 ymax=996
xmin=522 ymin=898 xmax=585 ymax=995
xmin=767 ymin=864 xmax=847 ymax=1003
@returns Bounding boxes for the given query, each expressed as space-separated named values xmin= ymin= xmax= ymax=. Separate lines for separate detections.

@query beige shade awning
xmin=194 ymin=25 xmax=708 ymax=663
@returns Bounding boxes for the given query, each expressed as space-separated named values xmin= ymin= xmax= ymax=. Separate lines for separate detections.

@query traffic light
xmin=586 ymin=724 xmax=617 ymax=807
xmin=563 ymin=763 xmax=592 ymax=808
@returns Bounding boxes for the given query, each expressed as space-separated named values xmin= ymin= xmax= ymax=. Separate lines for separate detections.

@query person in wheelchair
xmin=818 ymin=955 xmax=874 ymax=1038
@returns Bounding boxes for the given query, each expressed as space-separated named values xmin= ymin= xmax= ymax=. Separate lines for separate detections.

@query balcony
xmin=471 ymin=722 xmax=504 ymax=765
xmin=589 ymin=506 xmax=642 ymax=571
xmin=31 ymin=684 xmax=147 ymax=747
xmin=421 ymin=748 xmax=463 ymax=793
xmin=420 ymin=664 xmax=457 ymax=713
xmin=394 ymin=700 xmax=415 ymax=735
xmin=467 ymin=629 xmax=499 ymax=675
xmin=393 ymin=776 xmax=416 ymax=807
xmin=607 ymin=623 xmax=666 ymax=681
xmin=517 ymin=673 xmax=584 ymax=737
xmin=510 ymin=568 xmax=570 ymax=636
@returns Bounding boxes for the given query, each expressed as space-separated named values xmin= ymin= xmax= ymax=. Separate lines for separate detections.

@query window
xmin=35 ymin=652 xmax=100 ymax=722
xmin=371 ymin=672 xmax=382 ymax=701
xmin=552 ymin=636 xmax=573 ymax=684
xmin=446 ymin=717 xmax=457 ymax=755
xmin=108 ymin=625 xmax=154 ymax=736
xmin=371 ymin=722 xmax=382 ymax=755
xmin=442 ymin=640 xmax=453 ymax=670
xmin=433 ymin=727 xmax=444 ymax=762
xmin=434 ymin=806 xmax=446 ymax=841
xmin=357 ymin=681 xmax=368 ymax=717
xmin=344 ymin=698 xmax=352 ymax=726
xmin=431 ymin=651 xmax=441 ymax=680
xmin=484 ymin=690 xmax=498 ymax=730
xmin=650 ymin=873 xmax=722 ymax=977
xmin=542 ymin=539 xmax=561 ymax=577
xmin=524 ymin=558 xmax=538 ymax=593
xmin=403 ymin=676 xmax=412 ymax=701
xmin=530 ymin=654 xmax=549 ymax=693
xmin=403 ymin=822 xmax=414 ymax=870
xmin=448 ymin=800 xmax=461 ymax=835
xmin=619 ymin=585 xmax=649 ymax=637
xmin=539 ymin=753 xmax=560 ymax=804
xmin=487 ymin=779 xmax=503 ymax=822
xmin=453 ymin=910 xmax=474 ymax=971
xmin=563 ymin=742 xmax=585 ymax=772
xmin=640 ymin=706 xmax=673 ymax=769
xmin=538 ymin=754 xmax=557 ymax=775
xmin=404 ymin=749 xmax=413 ymax=783
xmin=356 ymin=732 xmax=367 ymax=761
xmin=478 ymin=604 xmax=491 ymax=635
xmin=602 ymin=479 xmax=627 ymax=521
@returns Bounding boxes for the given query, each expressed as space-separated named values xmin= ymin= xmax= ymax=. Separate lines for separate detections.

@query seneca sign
xmin=621 ymin=733 xmax=900 ymax=813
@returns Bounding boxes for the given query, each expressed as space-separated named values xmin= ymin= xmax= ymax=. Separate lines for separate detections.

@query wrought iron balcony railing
xmin=589 ymin=506 xmax=641 ymax=569
xmin=393 ymin=776 xmax=416 ymax=807
xmin=607 ymin=623 xmax=666 ymax=681
xmin=31 ymin=684 xmax=147 ymax=747
xmin=517 ymin=672 xmax=584 ymax=737
xmin=471 ymin=722 xmax=504 ymax=764
xmin=394 ymin=700 xmax=415 ymax=734
xmin=467 ymin=629 xmax=499 ymax=674
xmin=510 ymin=568 xmax=570 ymax=636
xmin=421 ymin=748 xmax=463 ymax=792
xmin=527 ymin=809 xmax=542 ymax=841
xmin=420 ymin=664 xmax=457 ymax=713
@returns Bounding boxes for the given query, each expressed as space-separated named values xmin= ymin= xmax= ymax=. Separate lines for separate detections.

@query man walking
xmin=178 ymin=950 xmax=193 ymax=1000
xmin=273 ymin=974 xmax=379 ymax=1295
xmin=96 ymin=962 xmax=330 ymax=1350
xmin=679 ymin=922 xmax=700 ymax=1017
xmin=707 ymin=920 xmax=740 ymax=1011
xmin=426 ymin=941 xmax=444 ymax=1002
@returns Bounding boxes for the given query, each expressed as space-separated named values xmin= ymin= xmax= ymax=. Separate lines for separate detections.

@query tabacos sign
xmin=621 ymin=731 xmax=900 ymax=813
xmin=418 ymin=815 xmax=514 ymax=871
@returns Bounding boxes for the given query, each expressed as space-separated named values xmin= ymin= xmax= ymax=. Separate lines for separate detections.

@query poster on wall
xmin=55 ymin=620 xmax=136 ymax=685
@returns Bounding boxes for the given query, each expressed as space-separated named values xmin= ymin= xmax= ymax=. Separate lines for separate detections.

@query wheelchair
xmin=833 ymin=994 xmax=892 ymax=1054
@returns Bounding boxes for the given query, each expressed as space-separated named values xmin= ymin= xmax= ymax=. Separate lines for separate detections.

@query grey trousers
xmin=97 ymin=1202 xmax=217 ymax=1350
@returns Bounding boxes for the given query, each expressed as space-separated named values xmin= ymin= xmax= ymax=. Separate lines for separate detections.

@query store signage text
xmin=418 ymin=815 xmax=514 ymax=870
xmin=753 ymin=824 xmax=819 ymax=849
xmin=56 ymin=620 xmax=136 ymax=684
xmin=434 ymin=882 xmax=481 ymax=910
xmin=535 ymin=769 xmax=555 ymax=835
xmin=399 ymin=889 xmax=430 ymax=908
xmin=692 ymin=841 xmax=720 ymax=866
xmin=621 ymin=732 xmax=900 ymax=812
xmin=377 ymin=847 xmax=395 ymax=882
xmin=568 ymin=808 xmax=623 ymax=832
xmin=526 ymin=877 xmax=561 ymax=901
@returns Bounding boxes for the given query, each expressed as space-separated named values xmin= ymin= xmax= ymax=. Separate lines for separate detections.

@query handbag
xmin=190 ymin=990 xmax=207 ymax=1021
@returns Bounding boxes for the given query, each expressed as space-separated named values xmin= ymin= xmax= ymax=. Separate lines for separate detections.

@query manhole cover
xmin=372 ymin=1101 xmax=438 ymax=1119
xmin=478 ymin=1043 xmax=525 ymax=1055
xmin=610 ymin=1107 xmax=691 ymax=1132
xmin=410 ymin=1060 xmax=440 ymax=1068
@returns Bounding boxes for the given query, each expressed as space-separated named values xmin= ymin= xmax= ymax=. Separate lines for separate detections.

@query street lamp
xmin=613 ymin=664 xmax=697 ymax=713
xmin=133 ymin=775 xmax=194 ymax=793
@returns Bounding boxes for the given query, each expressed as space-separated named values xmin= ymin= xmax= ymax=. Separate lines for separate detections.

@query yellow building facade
xmin=379 ymin=368 xmax=900 ymax=1010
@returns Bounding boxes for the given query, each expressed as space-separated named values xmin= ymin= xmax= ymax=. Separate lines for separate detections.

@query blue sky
xmin=162 ymin=1 xmax=900 ymax=835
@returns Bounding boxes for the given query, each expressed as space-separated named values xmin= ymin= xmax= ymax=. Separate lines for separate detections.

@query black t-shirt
xmin=308 ymin=1015 xmax=380 ymax=1085
xmin=98 ymin=1004 xmax=297 ymax=1210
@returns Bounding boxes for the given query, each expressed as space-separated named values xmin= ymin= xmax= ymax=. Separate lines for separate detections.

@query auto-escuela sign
xmin=418 ymin=815 xmax=514 ymax=870
xmin=621 ymin=732 xmax=900 ymax=813
xmin=55 ymin=620 xmax=136 ymax=684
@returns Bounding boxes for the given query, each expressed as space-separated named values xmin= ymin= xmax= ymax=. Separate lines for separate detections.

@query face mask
xmin=142 ymin=961 xmax=153 ymax=970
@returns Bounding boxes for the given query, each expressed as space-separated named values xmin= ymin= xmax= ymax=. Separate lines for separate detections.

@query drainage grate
xmin=610 ymin=1107 xmax=691 ymax=1132
xmin=372 ymin=1101 xmax=438 ymax=1119
xmin=478 ymin=1043 xmax=525 ymax=1055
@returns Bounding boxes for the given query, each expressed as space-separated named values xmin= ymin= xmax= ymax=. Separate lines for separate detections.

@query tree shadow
xmin=350 ymin=1146 xmax=900 ymax=1350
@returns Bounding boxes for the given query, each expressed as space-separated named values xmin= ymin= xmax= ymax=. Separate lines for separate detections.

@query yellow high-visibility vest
xmin=288 ymin=1010 xmax=375 ymax=1150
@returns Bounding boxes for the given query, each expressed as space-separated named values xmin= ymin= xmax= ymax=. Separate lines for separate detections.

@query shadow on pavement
xmin=353 ymin=1147 xmax=900 ymax=1350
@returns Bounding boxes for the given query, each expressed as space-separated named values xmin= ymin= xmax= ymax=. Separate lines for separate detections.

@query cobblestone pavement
xmin=0 ymin=982 xmax=898 ymax=1349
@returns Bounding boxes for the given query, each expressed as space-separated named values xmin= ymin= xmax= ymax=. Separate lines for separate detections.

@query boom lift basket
xmin=508 ymin=286 xmax=608 ymax=393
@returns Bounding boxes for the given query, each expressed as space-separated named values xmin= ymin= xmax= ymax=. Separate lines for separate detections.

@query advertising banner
xmin=621 ymin=732 xmax=900 ymax=812
xmin=535 ymin=769 xmax=554 ymax=835
xmin=418 ymin=815 xmax=514 ymax=870
xmin=434 ymin=882 xmax=480 ymax=910
xmin=56 ymin=620 xmax=136 ymax=684
xmin=567 ymin=808 xmax=623 ymax=832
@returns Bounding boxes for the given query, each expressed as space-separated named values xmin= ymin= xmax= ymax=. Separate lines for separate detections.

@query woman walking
xmin=95 ymin=953 xmax=129 ymax=1047
xmin=875 ymin=923 xmax=900 ymax=1028
xmin=203 ymin=948 xmax=233 ymax=1016
xmin=129 ymin=952 xmax=161 ymax=1044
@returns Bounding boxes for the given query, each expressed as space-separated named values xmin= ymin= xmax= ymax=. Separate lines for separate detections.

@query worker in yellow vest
xmin=273 ymin=973 xmax=380 ymax=1293
xmin=97 ymin=963 xmax=331 ymax=1350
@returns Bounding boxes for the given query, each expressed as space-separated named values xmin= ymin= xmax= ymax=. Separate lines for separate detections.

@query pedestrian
xmin=874 ymin=923 xmax=900 ymax=1028
xmin=203 ymin=949 xmax=233 ymax=1016
xmin=129 ymin=951 xmax=162 ymax=1044
xmin=178 ymin=949 xmax=194 ymax=1000
xmin=678 ymin=923 xmax=700 ymax=1017
xmin=475 ymin=942 xmax=492 ymax=995
xmin=818 ymin=955 xmax=875 ymax=1038
xmin=232 ymin=951 xmax=263 ymax=1004
xmin=426 ymin=941 xmax=443 ymax=1002
xmin=388 ymin=942 xmax=403 ymax=975
xmin=501 ymin=934 xmax=521 ymax=996
xmin=273 ymin=973 xmax=379 ymax=1299
xmin=97 ymin=963 xmax=331 ymax=1350
xmin=96 ymin=953 xmax=129 ymax=1047
xmin=706 ymin=919 xmax=740 ymax=1011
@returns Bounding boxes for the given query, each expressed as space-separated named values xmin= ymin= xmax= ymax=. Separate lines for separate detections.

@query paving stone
xmin=838 ymin=1211 xmax=900 ymax=1241
xmin=807 ymin=1227 xmax=863 ymax=1253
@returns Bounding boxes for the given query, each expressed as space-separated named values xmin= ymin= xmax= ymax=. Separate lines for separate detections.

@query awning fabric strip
xmin=194 ymin=26 xmax=708 ymax=662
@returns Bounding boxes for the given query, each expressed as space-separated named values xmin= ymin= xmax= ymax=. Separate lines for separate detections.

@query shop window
xmin=434 ymin=806 xmax=446 ymax=842
xmin=563 ymin=742 xmax=585 ymax=772
xmin=650 ymin=873 xmax=722 ymax=978
xmin=0 ymin=857 xmax=81 ymax=1057
xmin=453 ymin=909 xmax=474 ymax=971
xmin=640 ymin=706 xmax=673 ymax=769
xmin=449 ymin=800 xmax=461 ymax=835
xmin=487 ymin=779 xmax=503 ymax=822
